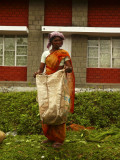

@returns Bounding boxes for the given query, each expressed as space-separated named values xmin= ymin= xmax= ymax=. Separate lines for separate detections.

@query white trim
xmin=42 ymin=26 xmax=120 ymax=36
xmin=0 ymin=26 xmax=29 ymax=35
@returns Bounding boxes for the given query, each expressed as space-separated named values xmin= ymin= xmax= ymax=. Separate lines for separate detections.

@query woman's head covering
xmin=47 ymin=31 xmax=65 ymax=49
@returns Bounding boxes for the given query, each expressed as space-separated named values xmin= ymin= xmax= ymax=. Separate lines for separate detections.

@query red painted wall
xmin=0 ymin=66 xmax=27 ymax=81
xmin=0 ymin=0 xmax=29 ymax=26
xmin=87 ymin=68 xmax=120 ymax=83
xmin=44 ymin=0 xmax=72 ymax=26
xmin=88 ymin=0 xmax=120 ymax=27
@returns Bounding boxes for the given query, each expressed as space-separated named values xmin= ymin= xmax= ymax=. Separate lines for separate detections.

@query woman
xmin=34 ymin=31 xmax=75 ymax=148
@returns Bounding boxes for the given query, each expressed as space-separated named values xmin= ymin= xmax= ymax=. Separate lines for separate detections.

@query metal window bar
xmin=3 ymin=35 xmax=4 ymax=66
xmin=87 ymin=44 xmax=89 ymax=68
xmin=15 ymin=36 xmax=17 ymax=66
xmin=87 ymin=39 xmax=99 ymax=68
xmin=16 ymin=36 xmax=27 ymax=67
xmin=111 ymin=37 xmax=112 ymax=68
xmin=0 ymin=37 xmax=4 ymax=66
xmin=98 ymin=37 xmax=100 ymax=68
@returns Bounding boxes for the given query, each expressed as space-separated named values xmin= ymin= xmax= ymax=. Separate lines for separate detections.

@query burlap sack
xmin=0 ymin=131 xmax=6 ymax=143
xmin=36 ymin=69 xmax=70 ymax=125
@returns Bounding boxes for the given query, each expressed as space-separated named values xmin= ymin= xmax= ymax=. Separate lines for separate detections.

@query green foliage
xmin=0 ymin=127 xmax=120 ymax=160
xmin=0 ymin=91 xmax=120 ymax=134
xmin=67 ymin=91 xmax=120 ymax=128
xmin=0 ymin=92 xmax=42 ymax=134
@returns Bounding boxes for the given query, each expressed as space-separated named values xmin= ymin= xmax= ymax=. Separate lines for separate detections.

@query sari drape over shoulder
xmin=42 ymin=49 xmax=75 ymax=143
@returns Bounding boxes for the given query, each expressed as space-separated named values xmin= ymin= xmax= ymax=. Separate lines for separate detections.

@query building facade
xmin=0 ymin=0 xmax=120 ymax=89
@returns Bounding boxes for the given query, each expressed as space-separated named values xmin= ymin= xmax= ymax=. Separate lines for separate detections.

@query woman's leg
xmin=42 ymin=123 xmax=66 ymax=144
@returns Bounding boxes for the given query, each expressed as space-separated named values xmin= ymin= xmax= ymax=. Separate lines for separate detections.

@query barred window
xmin=0 ymin=35 xmax=27 ymax=66
xmin=87 ymin=37 xmax=120 ymax=68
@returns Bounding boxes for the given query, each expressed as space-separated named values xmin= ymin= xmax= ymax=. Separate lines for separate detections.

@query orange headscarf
xmin=47 ymin=31 xmax=65 ymax=49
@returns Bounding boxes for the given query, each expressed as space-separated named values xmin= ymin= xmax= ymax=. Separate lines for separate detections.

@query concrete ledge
xmin=0 ymin=26 xmax=29 ymax=35
xmin=0 ymin=86 xmax=36 ymax=92
xmin=75 ymin=88 xmax=120 ymax=93
xmin=0 ymin=86 xmax=120 ymax=93
xmin=42 ymin=26 xmax=120 ymax=36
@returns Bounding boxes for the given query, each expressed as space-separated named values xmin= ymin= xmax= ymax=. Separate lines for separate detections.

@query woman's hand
xmin=33 ymin=70 xmax=41 ymax=78
xmin=64 ymin=60 xmax=73 ymax=73
xmin=65 ymin=66 xmax=72 ymax=73
xmin=33 ymin=63 xmax=45 ymax=78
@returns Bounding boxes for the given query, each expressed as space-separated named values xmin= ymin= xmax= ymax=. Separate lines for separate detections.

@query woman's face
xmin=51 ymin=36 xmax=63 ymax=49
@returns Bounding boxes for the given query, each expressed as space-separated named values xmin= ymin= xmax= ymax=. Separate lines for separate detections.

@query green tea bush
xmin=0 ymin=92 xmax=42 ymax=134
xmin=0 ymin=91 xmax=120 ymax=134
xmin=67 ymin=91 xmax=120 ymax=128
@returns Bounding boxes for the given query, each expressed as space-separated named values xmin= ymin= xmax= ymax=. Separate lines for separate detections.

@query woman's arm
xmin=33 ymin=63 xmax=45 ymax=78
xmin=65 ymin=60 xmax=72 ymax=73
xmin=57 ymin=60 xmax=73 ymax=73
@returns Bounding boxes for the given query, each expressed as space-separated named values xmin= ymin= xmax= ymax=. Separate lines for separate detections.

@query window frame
xmin=87 ymin=37 xmax=120 ymax=68
xmin=0 ymin=35 xmax=28 ymax=67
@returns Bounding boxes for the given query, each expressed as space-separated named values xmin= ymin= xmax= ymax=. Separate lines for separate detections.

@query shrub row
xmin=0 ymin=92 xmax=41 ymax=134
xmin=68 ymin=91 xmax=120 ymax=128
xmin=0 ymin=91 xmax=120 ymax=134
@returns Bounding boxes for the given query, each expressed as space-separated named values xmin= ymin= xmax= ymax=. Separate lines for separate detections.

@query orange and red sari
xmin=42 ymin=49 xmax=75 ymax=143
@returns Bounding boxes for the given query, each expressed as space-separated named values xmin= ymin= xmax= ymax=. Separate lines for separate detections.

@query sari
xmin=42 ymin=49 xmax=75 ymax=143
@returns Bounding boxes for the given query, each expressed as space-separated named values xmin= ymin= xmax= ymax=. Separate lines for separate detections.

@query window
xmin=0 ymin=35 xmax=27 ymax=66
xmin=87 ymin=37 xmax=120 ymax=68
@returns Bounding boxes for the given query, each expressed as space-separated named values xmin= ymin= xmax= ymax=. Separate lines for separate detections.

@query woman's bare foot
xmin=41 ymin=139 xmax=53 ymax=144
xmin=52 ymin=142 xmax=63 ymax=148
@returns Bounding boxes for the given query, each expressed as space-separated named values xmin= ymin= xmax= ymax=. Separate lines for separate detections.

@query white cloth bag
xmin=36 ymin=69 xmax=70 ymax=125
